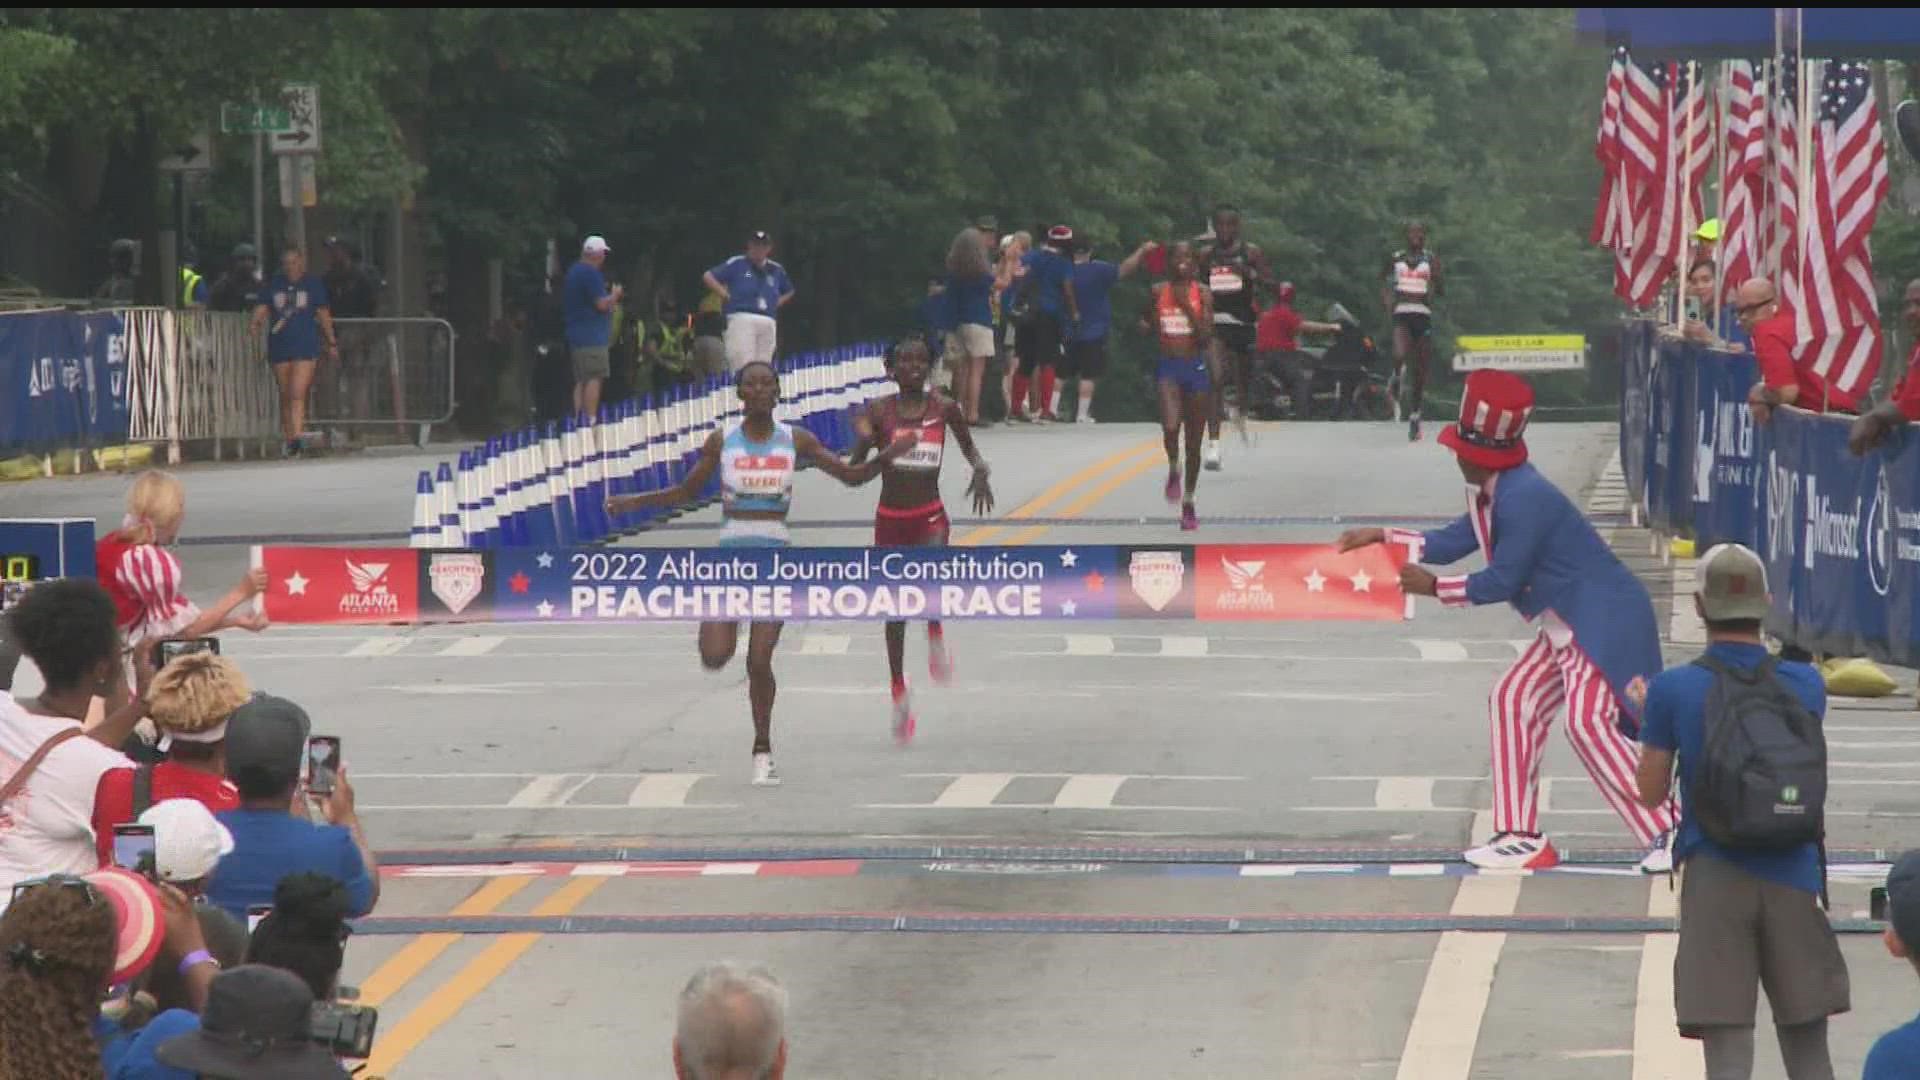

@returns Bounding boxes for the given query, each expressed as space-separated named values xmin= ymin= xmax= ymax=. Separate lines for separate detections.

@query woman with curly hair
xmin=0 ymin=875 xmax=117 ymax=1080
xmin=945 ymin=225 xmax=996 ymax=426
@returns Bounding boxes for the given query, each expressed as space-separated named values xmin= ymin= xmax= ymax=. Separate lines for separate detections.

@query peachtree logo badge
xmin=1128 ymin=552 xmax=1185 ymax=612
xmin=429 ymin=554 xmax=486 ymax=615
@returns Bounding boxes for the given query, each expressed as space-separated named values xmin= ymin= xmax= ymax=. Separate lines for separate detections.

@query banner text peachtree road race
xmin=254 ymin=543 xmax=1415 ymax=625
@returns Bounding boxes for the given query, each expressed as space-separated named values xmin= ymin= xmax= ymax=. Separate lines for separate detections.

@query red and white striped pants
xmin=1490 ymin=632 xmax=1676 ymax=844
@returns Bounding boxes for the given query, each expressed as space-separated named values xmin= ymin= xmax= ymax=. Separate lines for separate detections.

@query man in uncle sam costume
xmin=1340 ymin=369 xmax=1677 ymax=872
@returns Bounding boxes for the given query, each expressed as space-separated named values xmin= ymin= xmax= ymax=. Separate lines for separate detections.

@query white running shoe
xmin=1463 ymin=832 xmax=1560 ymax=870
xmin=1202 ymin=439 xmax=1223 ymax=471
xmin=1076 ymin=413 xmax=1096 ymax=425
xmin=751 ymin=752 xmax=781 ymax=787
xmin=1638 ymin=829 xmax=1675 ymax=874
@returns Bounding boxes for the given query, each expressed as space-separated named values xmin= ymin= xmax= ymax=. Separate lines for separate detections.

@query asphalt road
xmin=7 ymin=419 xmax=1917 ymax=1079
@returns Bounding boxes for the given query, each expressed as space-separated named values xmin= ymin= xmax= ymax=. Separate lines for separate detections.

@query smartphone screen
xmin=113 ymin=824 xmax=157 ymax=880
xmin=247 ymin=904 xmax=273 ymax=933
xmin=307 ymin=736 xmax=341 ymax=796
xmin=153 ymin=637 xmax=221 ymax=668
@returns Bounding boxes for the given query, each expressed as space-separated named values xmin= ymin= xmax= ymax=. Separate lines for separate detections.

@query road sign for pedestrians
xmin=1453 ymin=334 xmax=1587 ymax=373
xmin=221 ymin=103 xmax=292 ymax=135
xmin=159 ymin=131 xmax=214 ymax=173
xmin=271 ymin=83 xmax=322 ymax=155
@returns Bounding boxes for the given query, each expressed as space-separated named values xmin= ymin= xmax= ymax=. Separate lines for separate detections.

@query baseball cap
xmin=749 ymin=230 xmax=772 ymax=245
xmin=582 ymin=235 xmax=611 ymax=256
xmin=139 ymin=799 xmax=236 ymax=885
xmin=1047 ymin=225 xmax=1074 ymax=243
xmin=1887 ymin=849 xmax=1920 ymax=951
xmin=156 ymin=965 xmax=348 ymax=1080
xmin=82 ymin=868 xmax=164 ymax=987
xmin=224 ymin=693 xmax=312 ymax=791
xmin=1695 ymin=543 xmax=1770 ymax=622
xmin=231 ymin=243 xmax=257 ymax=260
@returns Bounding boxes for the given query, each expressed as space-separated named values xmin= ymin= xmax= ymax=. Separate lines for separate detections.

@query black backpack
xmin=1688 ymin=655 xmax=1826 ymax=851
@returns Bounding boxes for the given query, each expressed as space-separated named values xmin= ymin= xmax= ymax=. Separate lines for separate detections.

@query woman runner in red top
xmin=1140 ymin=242 xmax=1214 ymax=531
xmin=851 ymin=338 xmax=994 ymax=744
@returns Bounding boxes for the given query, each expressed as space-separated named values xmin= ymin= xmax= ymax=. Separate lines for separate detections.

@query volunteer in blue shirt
xmin=250 ymin=247 xmax=336 ymax=458
xmin=207 ymin=695 xmax=378 ymax=924
xmin=1867 ymin=849 xmax=1920 ymax=1080
xmin=944 ymin=225 xmax=997 ymax=426
xmin=565 ymin=235 xmax=622 ymax=423
xmin=704 ymin=230 xmax=794 ymax=373
xmin=1635 ymin=543 xmax=1849 ymax=1078
xmin=1064 ymin=239 xmax=1156 ymax=424
xmin=1010 ymin=225 xmax=1080 ymax=422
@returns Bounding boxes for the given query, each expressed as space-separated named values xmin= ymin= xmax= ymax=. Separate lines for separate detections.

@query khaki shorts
xmin=572 ymin=345 xmax=611 ymax=382
xmin=952 ymin=322 xmax=994 ymax=358
xmin=1674 ymin=851 xmax=1850 ymax=1034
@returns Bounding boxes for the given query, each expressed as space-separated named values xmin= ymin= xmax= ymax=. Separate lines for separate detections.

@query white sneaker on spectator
xmin=752 ymin=752 xmax=781 ymax=787
xmin=1076 ymin=414 xmax=1096 ymax=424
xmin=1203 ymin=439 xmax=1223 ymax=471
xmin=1638 ymin=829 xmax=1674 ymax=874
xmin=1463 ymin=832 xmax=1560 ymax=870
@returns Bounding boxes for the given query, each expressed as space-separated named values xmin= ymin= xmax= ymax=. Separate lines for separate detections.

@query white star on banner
xmin=285 ymin=571 xmax=309 ymax=596
xmin=1060 ymin=599 xmax=1078 ymax=616
xmin=536 ymin=552 xmax=555 ymax=569
xmin=535 ymin=600 xmax=555 ymax=618
xmin=1060 ymin=550 xmax=1079 ymax=568
xmin=1350 ymin=569 xmax=1373 ymax=593
xmin=1303 ymin=569 xmax=1327 ymax=593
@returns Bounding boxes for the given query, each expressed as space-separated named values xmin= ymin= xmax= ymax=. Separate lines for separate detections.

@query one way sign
xmin=159 ymin=131 xmax=213 ymax=173
xmin=270 ymin=83 xmax=322 ymax=155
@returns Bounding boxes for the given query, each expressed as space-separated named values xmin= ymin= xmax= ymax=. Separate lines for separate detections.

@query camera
xmin=311 ymin=1000 xmax=379 ymax=1060
xmin=151 ymin=636 xmax=220 ymax=668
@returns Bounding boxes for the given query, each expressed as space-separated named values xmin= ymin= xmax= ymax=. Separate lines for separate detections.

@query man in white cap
xmin=139 ymin=798 xmax=237 ymax=898
xmin=566 ymin=235 xmax=624 ymax=422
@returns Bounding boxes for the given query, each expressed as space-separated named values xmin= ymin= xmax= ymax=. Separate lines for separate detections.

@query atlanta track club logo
xmin=1212 ymin=556 xmax=1276 ymax=614
xmin=1128 ymin=551 xmax=1185 ymax=613
xmin=428 ymin=553 xmax=486 ymax=615
xmin=339 ymin=558 xmax=400 ymax=617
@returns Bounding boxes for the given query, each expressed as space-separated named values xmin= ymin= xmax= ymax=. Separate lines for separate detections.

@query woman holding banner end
xmin=606 ymin=361 xmax=916 ymax=786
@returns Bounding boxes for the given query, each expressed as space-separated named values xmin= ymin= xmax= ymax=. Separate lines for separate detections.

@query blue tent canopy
xmin=1575 ymin=9 xmax=1920 ymax=60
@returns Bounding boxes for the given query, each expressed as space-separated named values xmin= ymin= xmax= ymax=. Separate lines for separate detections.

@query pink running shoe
xmin=1180 ymin=503 xmax=1198 ymax=531
xmin=891 ymin=687 xmax=917 ymax=746
xmin=1164 ymin=472 xmax=1181 ymax=504
xmin=928 ymin=633 xmax=954 ymax=686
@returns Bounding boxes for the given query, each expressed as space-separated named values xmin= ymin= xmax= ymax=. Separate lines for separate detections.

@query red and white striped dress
xmin=95 ymin=535 xmax=201 ymax=661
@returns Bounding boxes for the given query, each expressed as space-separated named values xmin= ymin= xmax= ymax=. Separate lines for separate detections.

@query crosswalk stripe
xmin=1633 ymin=882 xmax=1700 ymax=1078
xmin=1373 ymin=777 xmax=1436 ymax=810
xmin=1411 ymin=639 xmax=1470 ymax=662
xmin=1052 ymin=775 xmax=1129 ymax=809
xmin=437 ymin=636 xmax=505 ymax=657
xmin=799 ymin=634 xmax=850 ymax=655
xmin=504 ymin=774 xmax=592 ymax=808
xmin=1158 ymin=636 xmax=1210 ymax=657
xmin=933 ymin=774 xmax=1017 ymax=808
xmin=625 ymin=774 xmax=711 ymax=808
xmin=1395 ymin=875 xmax=1521 ymax=1080
xmin=345 ymin=636 xmax=411 ymax=657
xmin=1063 ymin=634 xmax=1115 ymax=656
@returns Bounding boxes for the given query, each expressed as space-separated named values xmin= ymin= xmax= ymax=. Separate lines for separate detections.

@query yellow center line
xmin=356 ymin=876 xmax=534 ymax=1008
xmin=362 ymin=876 xmax=609 ymax=1075
xmin=955 ymin=438 xmax=1161 ymax=547
xmin=1001 ymin=452 xmax=1168 ymax=546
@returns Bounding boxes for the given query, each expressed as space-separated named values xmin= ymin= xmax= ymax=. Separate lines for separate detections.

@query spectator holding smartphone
xmin=245 ymin=872 xmax=352 ymax=1003
xmin=206 ymin=696 xmax=376 ymax=924
xmin=1867 ymin=849 xmax=1920 ymax=1079
xmin=93 ymin=654 xmax=249 ymax=862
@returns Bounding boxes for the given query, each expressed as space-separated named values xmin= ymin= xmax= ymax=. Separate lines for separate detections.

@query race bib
xmin=1159 ymin=311 xmax=1193 ymax=337
xmin=1396 ymin=267 xmax=1430 ymax=296
xmin=1209 ymin=268 xmax=1244 ymax=294
xmin=894 ymin=425 xmax=945 ymax=471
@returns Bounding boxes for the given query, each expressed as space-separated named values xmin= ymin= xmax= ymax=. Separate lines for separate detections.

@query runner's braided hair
xmin=0 ymin=882 xmax=115 ymax=1080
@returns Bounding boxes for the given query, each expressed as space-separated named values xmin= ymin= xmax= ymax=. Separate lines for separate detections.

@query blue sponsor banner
xmin=1644 ymin=335 xmax=1695 ymax=535
xmin=1689 ymin=348 xmax=1761 ymax=551
xmin=0 ymin=310 xmax=131 ymax=451
xmin=1618 ymin=319 xmax=1654 ymax=511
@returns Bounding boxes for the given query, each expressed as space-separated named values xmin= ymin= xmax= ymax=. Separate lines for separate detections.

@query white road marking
xmin=799 ymin=633 xmax=850 ymax=656
xmin=1829 ymin=740 xmax=1920 ymax=750
xmin=1411 ymin=639 xmax=1470 ymax=662
xmin=1827 ymin=724 xmax=1920 ymax=732
xmin=699 ymin=863 xmax=762 ymax=876
xmin=1539 ymin=777 xmax=1557 ymax=814
xmin=931 ymin=773 xmax=1016 ymax=808
xmin=1633 ymin=881 xmax=1700 ymax=1078
xmin=1052 ymin=775 xmax=1129 ymax=809
xmin=1063 ymin=634 xmax=1115 ymax=656
xmin=1387 ymin=864 xmax=1449 ymax=877
xmin=626 ymin=774 xmax=712 ymax=808
xmin=1158 ymin=635 xmax=1210 ymax=657
xmin=1373 ymin=777 xmax=1436 ymax=811
xmin=1239 ymin=864 xmax=1363 ymax=877
xmin=504 ymin=774 xmax=595 ymax=808
xmin=1394 ymin=875 xmax=1521 ymax=1080
xmin=344 ymin=636 xmax=411 ymax=657
xmin=437 ymin=636 xmax=505 ymax=657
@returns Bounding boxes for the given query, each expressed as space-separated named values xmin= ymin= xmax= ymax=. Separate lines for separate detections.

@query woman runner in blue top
xmin=607 ymin=362 xmax=914 ymax=786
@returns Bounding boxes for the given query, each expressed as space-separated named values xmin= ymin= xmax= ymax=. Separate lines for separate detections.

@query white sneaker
xmin=1463 ymin=833 xmax=1560 ymax=870
xmin=1202 ymin=439 xmax=1223 ymax=471
xmin=1638 ymin=830 xmax=1675 ymax=874
xmin=1076 ymin=413 xmax=1096 ymax=425
xmin=751 ymin=752 xmax=781 ymax=787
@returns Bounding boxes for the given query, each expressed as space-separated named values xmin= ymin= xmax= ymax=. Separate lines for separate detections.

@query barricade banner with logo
xmin=0 ymin=310 xmax=131 ymax=452
xmin=1644 ymin=334 xmax=1695 ymax=535
xmin=1689 ymin=347 xmax=1761 ymax=550
xmin=1618 ymin=319 xmax=1655 ymax=510
xmin=254 ymin=543 xmax=1413 ymax=625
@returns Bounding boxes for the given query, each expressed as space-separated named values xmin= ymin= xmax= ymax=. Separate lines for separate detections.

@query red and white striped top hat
xmin=1437 ymin=369 xmax=1533 ymax=470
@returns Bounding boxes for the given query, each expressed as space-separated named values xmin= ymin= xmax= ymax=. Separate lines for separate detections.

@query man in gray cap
xmin=204 ymin=694 xmax=379 ymax=923
xmin=1633 ymin=543 xmax=1849 ymax=1079
xmin=1866 ymin=849 xmax=1920 ymax=1077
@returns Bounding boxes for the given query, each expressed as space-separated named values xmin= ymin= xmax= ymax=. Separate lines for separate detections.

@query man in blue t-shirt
xmin=1009 ymin=226 xmax=1080 ymax=422
xmin=250 ymin=246 xmax=336 ymax=457
xmin=704 ymin=230 xmax=795 ymax=374
xmin=565 ymin=235 xmax=623 ymax=423
xmin=1866 ymin=849 xmax=1920 ymax=1079
xmin=206 ymin=695 xmax=378 ymax=924
xmin=1635 ymin=543 xmax=1849 ymax=1078
xmin=1061 ymin=239 xmax=1156 ymax=424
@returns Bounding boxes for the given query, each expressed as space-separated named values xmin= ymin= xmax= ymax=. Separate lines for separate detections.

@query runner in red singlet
xmin=1140 ymin=242 xmax=1214 ymax=531
xmin=850 ymin=337 xmax=994 ymax=744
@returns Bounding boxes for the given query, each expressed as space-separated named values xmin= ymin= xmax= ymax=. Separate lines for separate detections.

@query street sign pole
xmin=253 ymin=130 xmax=264 ymax=266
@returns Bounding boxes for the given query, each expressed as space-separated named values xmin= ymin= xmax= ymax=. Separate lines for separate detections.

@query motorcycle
xmin=1247 ymin=303 xmax=1396 ymax=422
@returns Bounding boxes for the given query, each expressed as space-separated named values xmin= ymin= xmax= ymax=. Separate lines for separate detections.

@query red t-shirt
xmin=1751 ymin=307 xmax=1861 ymax=414
xmin=1256 ymin=304 xmax=1304 ymax=353
xmin=1892 ymin=344 xmax=1920 ymax=422
xmin=91 ymin=761 xmax=241 ymax=865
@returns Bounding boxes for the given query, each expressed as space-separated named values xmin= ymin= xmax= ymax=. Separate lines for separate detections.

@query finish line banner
xmin=254 ymin=544 xmax=1412 ymax=625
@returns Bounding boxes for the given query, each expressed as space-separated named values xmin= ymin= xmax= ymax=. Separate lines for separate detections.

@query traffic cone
xmin=443 ymin=456 xmax=469 ymax=549
xmin=583 ymin=405 xmax=613 ymax=542
xmin=476 ymin=436 xmax=502 ymax=550
xmin=548 ymin=419 xmax=577 ymax=547
xmin=563 ymin=415 xmax=594 ymax=543
xmin=497 ymin=430 xmax=523 ymax=547
xmin=410 ymin=470 xmax=437 ymax=548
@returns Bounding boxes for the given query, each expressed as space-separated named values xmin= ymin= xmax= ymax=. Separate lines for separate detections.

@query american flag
xmin=1717 ymin=61 xmax=1768 ymax=305
xmin=1768 ymin=49 xmax=1800 ymax=308
xmin=1795 ymin=59 xmax=1888 ymax=402
xmin=1621 ymin=61 xmax=1710 ymax=308
xmin=1591 ymin=48 xmax=1636 ymax=301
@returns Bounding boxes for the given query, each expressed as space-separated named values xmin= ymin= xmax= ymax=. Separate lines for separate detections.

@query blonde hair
xmin=145 ymin=653 xmax=251 ymax=737
xmin=946 ymin=228 xmax=990 ymax=278
xmin=116 ymin=471 xmax=185 ymax=546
